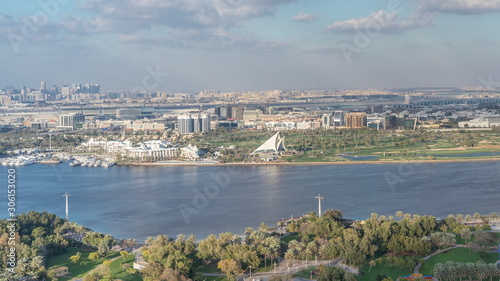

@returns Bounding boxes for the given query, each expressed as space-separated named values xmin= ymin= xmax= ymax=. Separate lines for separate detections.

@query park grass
xmin=419 ymin=247 xmax=499 ymax=275
xmin=255 ymin=258 xmax=275 ymax=273
xmin=357 ymin=257 xmax=415 ymax=281
xmin=201 ymin=129 xmax=500 ymax=164
xmin=455 ymin=234 xmax=467 ymax=245
xmin=109 ymin=253 xmax=142 ymax=281
xmin=281 ymin=233 xmax=299 ymax=244
xmin=46 ymin=247 xmax=120 ymax=278
xmin=196 ymin=263 xmax=221 ymax=274
xmin=295 ymin=266 xmax=319 ymax=280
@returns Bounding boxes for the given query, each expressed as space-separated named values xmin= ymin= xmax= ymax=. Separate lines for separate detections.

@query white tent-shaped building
xmin=252 ymin=132 xmax=287 ymax=155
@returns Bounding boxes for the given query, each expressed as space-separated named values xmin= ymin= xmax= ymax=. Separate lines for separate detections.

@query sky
xmin=1 ymin=0 xmax=500 ymax=92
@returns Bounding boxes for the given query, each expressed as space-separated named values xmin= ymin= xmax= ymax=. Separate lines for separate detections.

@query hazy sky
xmin=1 ymin=0 xmax=500 ymax=92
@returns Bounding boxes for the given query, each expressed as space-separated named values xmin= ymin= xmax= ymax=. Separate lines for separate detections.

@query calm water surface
xmin=1 ymin=161 xmax=499 ymax=240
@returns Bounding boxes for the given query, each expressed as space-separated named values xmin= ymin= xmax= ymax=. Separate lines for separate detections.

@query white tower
xmin=315 ymin=194 xmax=324 ymax=217
xmin=63 ymin=193 xmax=71 ymax=220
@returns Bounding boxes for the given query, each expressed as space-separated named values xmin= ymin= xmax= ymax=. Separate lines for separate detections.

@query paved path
xmin=64 ymin=276 xmax=83 ymax=281
xmin=413 ymin=245 xmax=464 ymax=274
xmin=201 ymin=257 xmax=358 ymax=281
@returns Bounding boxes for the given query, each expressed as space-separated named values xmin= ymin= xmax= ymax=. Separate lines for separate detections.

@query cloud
xmin=419 ymin=0 xmax=500 ymax=14
xmin=59 ymin=0 xmax=297 ymax=50
xmin=213 ymin=0 xmax=297 ymax=19
xmin=292 ymin=12 xmax=318 ymax=23
xmin=327 ymin=10 xmax=429 ymax=34
xmin=74 ymin=0 xmax=296 ymax=33
xmin=0 ymin=13 xmax=60 ymax=49
xmin=119 ymin=26 xmax=291 ymax=51
xmin=303 ymin=46 xmax=341 ymax=53
xmin=0 ymin=13 xmax=16 ymax=38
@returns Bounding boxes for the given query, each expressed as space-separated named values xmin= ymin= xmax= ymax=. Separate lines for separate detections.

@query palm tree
xmin=433 ymin=263 xmax=445 ymax=281
xmin=465 ymin=262 xmax=477 ymax=281
xmin=475 ymin=261 xmax=488 ymax=281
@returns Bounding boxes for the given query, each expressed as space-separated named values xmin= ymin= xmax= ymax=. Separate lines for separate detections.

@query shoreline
xmin=124 ymin=157 xmax=500 ymax=166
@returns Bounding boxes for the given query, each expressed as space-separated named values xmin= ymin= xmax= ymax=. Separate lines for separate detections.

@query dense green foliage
xmin=140 ymin=234 xmax=197 ymax=280
xmin=0 ymin=211 xmax=72 ymax=279
xmin=0 ymin=211 xmax=118 ymax=280
xmin=317 ymin=266 xmax=356 ymax=281
xmin=1 ymin=209 xmax=498 ymax=281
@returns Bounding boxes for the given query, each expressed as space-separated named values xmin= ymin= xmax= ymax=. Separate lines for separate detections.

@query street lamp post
xmin=315 ymin=194 xmax=324 ymax=217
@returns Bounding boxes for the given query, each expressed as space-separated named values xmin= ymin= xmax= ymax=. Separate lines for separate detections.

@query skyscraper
xmin=200 ymin=114 xmax=211 ymax=132
xmin=322 ymin=114 xmax=332 ymax=128
xmin=177 ymin=114 xmax=211 ymax=134
xmin=333 ymin=111 xmax=345 ymax=127
xmin=178 ymin=115 xmax=194 ymax=134
xmin=40 ymin=81 xmax=46 ymax=91
xmin=57 ymin=113 xmax=85 ymax=130
xmin=345 ymin=112 xmax=367 ymax=128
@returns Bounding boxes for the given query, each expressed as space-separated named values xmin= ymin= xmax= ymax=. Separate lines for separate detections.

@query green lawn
xmin=357 ymin=257 xmax=416 ymax=280
xmin=281 ymin=233 xmax=299 ymax=244
xmin=255 ymin=259 xmax=275 ymax=273
xmin=295 ymin=266 xmax=319 ymax=279
xmin=419 ymin=247 xmax=499 ymax=275
xmin=46 ymin=247 xmax=120 ymax=278
xmin=109 ymin=253 xmax=142 ymax=281
xmin=196 ymin=263 xmax=221 ymax=274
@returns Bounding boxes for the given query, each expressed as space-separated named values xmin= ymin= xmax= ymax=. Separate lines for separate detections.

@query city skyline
xmin=1 ymin=0 xmax=500 ymax=91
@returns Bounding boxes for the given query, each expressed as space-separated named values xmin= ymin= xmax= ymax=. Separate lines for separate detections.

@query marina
xmin=0 ymin=153 xmax=116 ymax=168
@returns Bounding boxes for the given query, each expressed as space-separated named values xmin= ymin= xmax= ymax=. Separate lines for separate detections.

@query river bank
xmin=124 ymin=156 xmax=500 ymax=166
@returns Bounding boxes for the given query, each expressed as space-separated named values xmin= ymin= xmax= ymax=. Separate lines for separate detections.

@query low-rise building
xmin=49 ymin=266 xmax=68 ymax=277
xmin=133 ymin=261 xmax=149 ymax=271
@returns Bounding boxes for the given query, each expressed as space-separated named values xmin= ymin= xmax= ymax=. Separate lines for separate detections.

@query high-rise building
xmin=345 ymin=112 xmax=367 ymax=128
xmin=57 ymin=113 xmax=85 ymax=130
xmin=178 ymin=115 xmax=194 ymax=134
xmin=203 ymin=89 xmax=219 ymax=95
xmin=215 ymin=106 xmax=232 ymax=118
xmin=178 ymin=114 xmax=211 ymax=134
xmin=322 ymin=114 xmax=332 ymax=128
xmin=384 ymin=115 xmax=397 ymax=130
xmin=200 ymin=114 xmax=211 ymax=132
xmin=231 ymin=106 xmax=244 ymax=121
xmin=404 ymin=94 xmax=411 ymax=105
xmin=40 ymin=81 xmax=46 ymax=91
xmin=333 ymin=111 xmax=345 ymax=127
xmin=61 ymin=86 xmax=70 ymax=96
xmin=384 ymin=115 xmax=417 ymax=130
xmin=193 ymin=115 xmax=202 ymax=133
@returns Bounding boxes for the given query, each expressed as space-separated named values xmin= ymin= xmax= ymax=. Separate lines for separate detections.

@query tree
xmin=460 ymin=228 xmax=472 ymax=243
xmin=120 ymin=250 xmax=129 ymax=261
xmin=323 ymin=209 xmax=343 ymax=221
xmin=142 ymin=262 xmax=165 ymax=281
xmin=259 ymin=222 xmax=270 ymax=232
xmin=69 ymin=252 xmax=81 ymax=264
xmin=466 ymin=241 xmax=482 ymax=254
xmin=369 ymin=260 xmax=377 ymax=272
xmin=89 ymin=252 xmax=99 ymax=264
xmin=218 ymin=259 xmax=242 ymax=281
xmin=98 ymin=239 xmax=111 ymax=256
xmin=430 ymin=232 xmax=456 ymax=249
xmin=317 ymin=266 xmax=356 ymax=281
